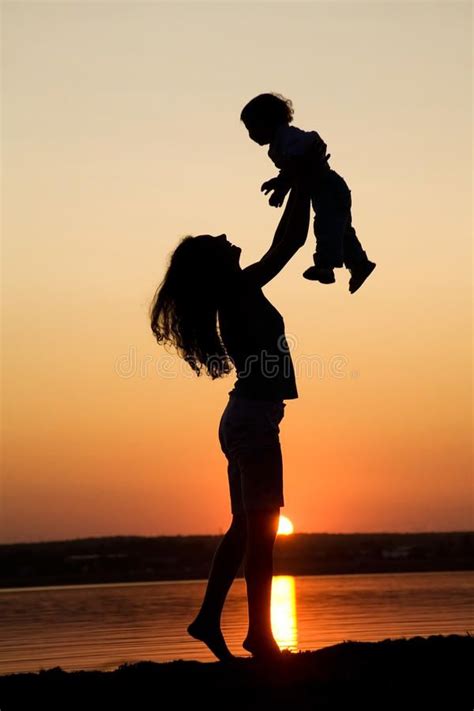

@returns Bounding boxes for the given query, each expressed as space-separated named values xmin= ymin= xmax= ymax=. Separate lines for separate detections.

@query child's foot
xmin=302 ymin=266 xmax=336 ymax=283
xmin=187 ymin=617 xmax=235 ymax=661
xmin=348 ymin=260 xmax=376 ymax=293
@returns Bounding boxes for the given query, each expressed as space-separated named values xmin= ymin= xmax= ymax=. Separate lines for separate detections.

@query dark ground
xmin=0 ymin=634 xmax=472 ymax=710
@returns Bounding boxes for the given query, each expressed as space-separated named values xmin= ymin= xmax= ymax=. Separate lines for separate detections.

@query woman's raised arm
xmin=242 ymin=180 xmax=311 ymax=288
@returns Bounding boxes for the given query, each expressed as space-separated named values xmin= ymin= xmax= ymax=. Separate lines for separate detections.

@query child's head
xmin=240 ymin=93 xmax=294 ymax=145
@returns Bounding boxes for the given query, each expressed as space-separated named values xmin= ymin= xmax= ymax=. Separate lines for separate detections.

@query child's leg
xmin=311 ymin=174 xmax=348 ymax=269
xmin=342 ymin=202 xmax=370 ymax=269
xmin=341 ymin=194 xmax=376 ymax=293
xmin=308 ymin=172 xmax=375 ymax=291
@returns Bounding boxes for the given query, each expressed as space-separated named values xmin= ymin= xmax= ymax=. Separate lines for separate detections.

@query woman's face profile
xmin=202 ymin=234 xmax=242 ymax=269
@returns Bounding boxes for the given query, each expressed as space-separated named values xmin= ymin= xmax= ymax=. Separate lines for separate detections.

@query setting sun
xmin=278 ymin=515 xmax=294 ymax=536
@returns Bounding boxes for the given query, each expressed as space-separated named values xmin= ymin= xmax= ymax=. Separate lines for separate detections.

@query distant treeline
xmin=0 ymin=532 xmax=472 ymax=589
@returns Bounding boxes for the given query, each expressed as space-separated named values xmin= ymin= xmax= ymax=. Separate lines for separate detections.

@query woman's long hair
xmin=149 ymin=235 xmax=234 ymax=379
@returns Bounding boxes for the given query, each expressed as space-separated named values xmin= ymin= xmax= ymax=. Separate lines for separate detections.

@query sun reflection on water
xmin=271 ymin=575 xmax=298 ymax=652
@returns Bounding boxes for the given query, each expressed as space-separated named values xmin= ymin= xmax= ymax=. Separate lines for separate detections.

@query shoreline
xmin=1 ymin=566 xmax=472 ymax=594
xmin=0 ymin=635 xmax=472 ymax=710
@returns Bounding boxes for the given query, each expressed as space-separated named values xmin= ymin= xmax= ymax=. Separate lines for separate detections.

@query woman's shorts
xmin=218 ymin=392 xmax=286 ymax=514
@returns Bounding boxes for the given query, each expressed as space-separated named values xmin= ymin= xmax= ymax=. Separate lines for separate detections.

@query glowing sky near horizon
xmin=2 ymin=1 xmax=472 ymax=542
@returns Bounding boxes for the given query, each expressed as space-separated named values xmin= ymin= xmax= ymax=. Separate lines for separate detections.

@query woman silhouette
xmin=149 ymin=180 xmax=310 ymax=661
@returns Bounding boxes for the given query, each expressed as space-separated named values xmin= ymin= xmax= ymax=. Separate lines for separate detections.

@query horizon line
xmin=2 ymin=529 xmax=473 ymax=547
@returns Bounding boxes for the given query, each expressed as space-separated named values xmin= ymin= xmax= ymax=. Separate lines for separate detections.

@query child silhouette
xmin=241 ymin=92 xmax=376 ymax=293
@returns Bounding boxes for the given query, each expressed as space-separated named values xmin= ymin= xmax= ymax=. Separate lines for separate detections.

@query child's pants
xmin=311 ymin=169 xmax=368 ymax=270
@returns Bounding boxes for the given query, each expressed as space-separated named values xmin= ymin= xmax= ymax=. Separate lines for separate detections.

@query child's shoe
xmin=303 ymin=266 xmax=336 ymax=283
xmin=348 ymin=260 xmax=376 ymax=293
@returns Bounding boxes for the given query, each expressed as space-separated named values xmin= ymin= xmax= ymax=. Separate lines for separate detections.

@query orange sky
xmin=2 ymin=1 xmax=472 ymax=542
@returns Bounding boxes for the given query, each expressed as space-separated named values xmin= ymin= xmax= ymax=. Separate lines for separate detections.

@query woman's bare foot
xmin=242 ymin=634 xmax=282 ymax=659
xmin=187 ymin=617 xmax=235 ymax=662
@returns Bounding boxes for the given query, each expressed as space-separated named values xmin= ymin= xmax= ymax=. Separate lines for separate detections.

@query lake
xmin=1 ymin=570 xmax=472 ymax=674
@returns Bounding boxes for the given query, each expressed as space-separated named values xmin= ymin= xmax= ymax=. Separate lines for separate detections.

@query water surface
xmin=1 ymin=571 xmax=472 ymax=674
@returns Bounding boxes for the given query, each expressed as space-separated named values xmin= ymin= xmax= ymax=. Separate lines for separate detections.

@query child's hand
xmin=261 ymin=177 xmax=281 ymax=195
xmin=268 ymin=189 xmax=286 ymax=207
xmin=261 ymin=178 xmax=287 ymax=207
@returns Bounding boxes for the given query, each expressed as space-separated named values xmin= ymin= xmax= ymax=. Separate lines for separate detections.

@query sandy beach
xmin=0 ymin=634 xmax=471 ymax=710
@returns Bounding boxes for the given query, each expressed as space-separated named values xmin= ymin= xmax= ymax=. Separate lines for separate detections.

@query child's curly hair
xmin=240 ymin=93 xmax=294 ymax=127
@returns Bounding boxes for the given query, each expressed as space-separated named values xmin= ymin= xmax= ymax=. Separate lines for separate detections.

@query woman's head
xmin=240 ymin=93 xmax=294 ymax=145
xmin=149 ymin=234 xmax=241 ymax=378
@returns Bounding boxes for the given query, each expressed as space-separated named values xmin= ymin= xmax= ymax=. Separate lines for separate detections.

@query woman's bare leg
xmin=242 ymin=507 xmax=281 ymax=657
xmin=187 ymin=514 xmax=247 ymax=660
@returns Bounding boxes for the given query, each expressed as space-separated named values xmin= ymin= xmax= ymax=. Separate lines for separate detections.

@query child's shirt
xmin=268 ymin=124 xmax=329 ymax=171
